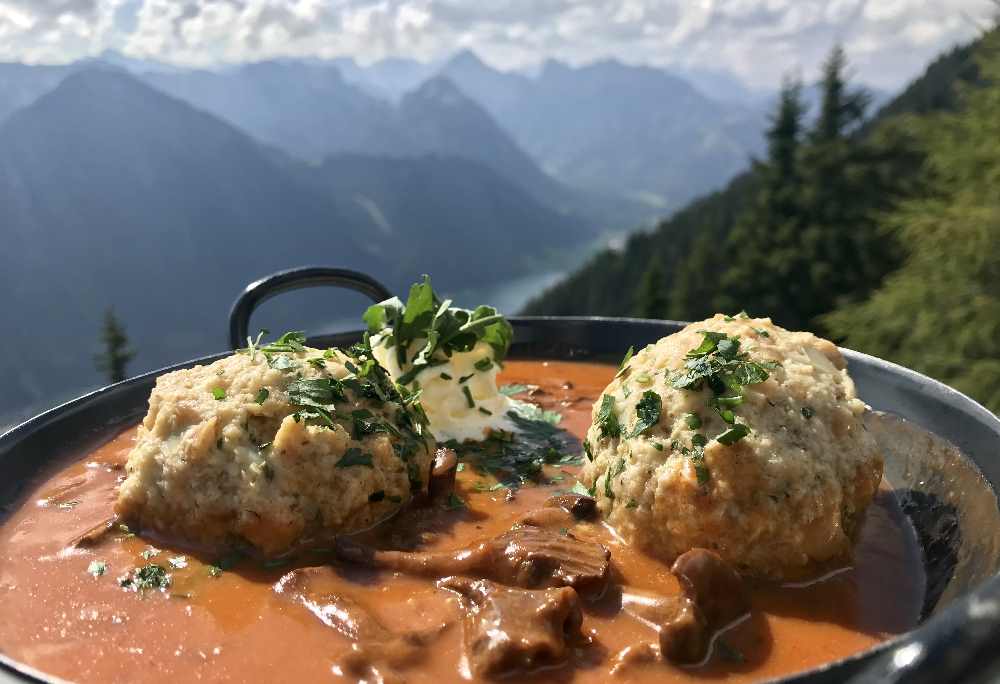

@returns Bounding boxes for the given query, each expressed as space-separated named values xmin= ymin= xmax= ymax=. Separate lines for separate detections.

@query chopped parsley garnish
xmin=351 ymin=408 xmax=395 ymax=439
xmin=570 ymin=481 xmax=592 ymax=497
xmin=168 ymin=556 xmax=188 ymax=569
xmin=287 ymin=377 xmax=345 ymax=406
xmin=510 ymin=401 xmax=562 ymax=426
xmin=457 ymin=373 xmax=475 ymax=384
xmin=616 ymin=346 xmax=635 ymax=378
xmin=801 ymin=406 xmax=815 ymax=419
xmin=626 ymin=499 xmax=639 ymax=509
xmin=474 ymin=358 xmax=493 ymax=372
xmin=605 ymin=458 xmax=626 ymax=499
xmin=670 ymin=331 xmax=775 ymax=448
xmin=260 ymin=331 xmax=307 ymax=353
xmin=717 ymin=424 xmax=750 ymax=445
xmin=691 ymin=433 xmax=708 ymax=447
xmin=628 ymin=390 xmax=662 ymax=437
xmin=363 ymin=276 xmax=513 ymax=386
xmin=596 ymin=394 xmax=621 ymax=439
xmin=652 ymin=441 xmax=664 ymax=451
xmin=461 ymin=385 xmax=475 ymax=408
xmin=499 ymin=384 xmax=535 ymax=396
xmin=207 ymin=565 xmax=223 ymax=578
xmin=690 ymin=447 xmax=710 ymax=485
xmin=448 ymin=406 xmax=578 ymax=491
xmin=119 ymin=563 xmax=171 ymax=592
xmin=440 ymin=372 xmax=453 ymax=380
xmin=211 ymin=387 xmax=226 ymax=401
xmin=684 ymin=412 xmax=702 ymax=429
xmin=267 ymin=355 xmax=298 ymax=372
xmin=478 ymin=407 xmax=493 ymax=416
xmin=241 ymin=332 xmax=431 ymax=452
xmin=87 ymin=560 xmax=107 ymax=577
xmin=583 ymin=440 xmax=594 ymax=461
xmin=140 ymin=548 xmax=160 ymax=560
xmin=336 ymin=448 xmax=373 ymax=468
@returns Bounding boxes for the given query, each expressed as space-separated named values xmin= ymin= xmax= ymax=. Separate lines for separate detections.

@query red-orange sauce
xmin=0 ymin=360 xmax=924 ymax=682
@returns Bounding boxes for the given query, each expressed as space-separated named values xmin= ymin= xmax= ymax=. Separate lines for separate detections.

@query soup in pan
xmin=0 ymin=358 xmax=924 ymax=683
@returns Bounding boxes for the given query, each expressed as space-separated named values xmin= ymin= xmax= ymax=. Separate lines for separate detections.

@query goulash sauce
xmin=0 ymin=361 xmax=924 ymax=683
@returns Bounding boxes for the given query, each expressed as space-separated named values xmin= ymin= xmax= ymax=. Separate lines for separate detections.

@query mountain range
xmin=0 ymin=47 xmax=779 ymax=427
xmin=0 ymin=67 xmax=585 ymax=426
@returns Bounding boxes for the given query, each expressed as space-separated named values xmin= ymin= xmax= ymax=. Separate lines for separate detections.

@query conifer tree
xmin=95 ymin=308 xmax=135 ymax=384
xmin=826 ymin=29 xmax=1000 ymax=411
xmin=633 ymin=257 xmax=669 ymax=319
xmin=709 ymin=77 xmax=808 ymax=321
xmin=709 ymin=46 xmax=907 ymax=331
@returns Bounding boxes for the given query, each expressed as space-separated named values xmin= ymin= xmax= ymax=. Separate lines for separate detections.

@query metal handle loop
xmin=228 ymin=266 xmax=393 ymax=350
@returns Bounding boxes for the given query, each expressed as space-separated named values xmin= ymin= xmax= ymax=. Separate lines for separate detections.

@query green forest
xmin=524 ymin=27 xmax=1000 ymax=412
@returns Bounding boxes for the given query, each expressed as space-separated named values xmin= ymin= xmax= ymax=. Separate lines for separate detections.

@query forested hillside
xmin=524 ymin=29 xmax=999 ymax=410
xmin=825 ymin=30 xmax=1000 ymax=411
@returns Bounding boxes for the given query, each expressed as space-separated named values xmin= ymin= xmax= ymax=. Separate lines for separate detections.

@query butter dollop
xmin=372 ymin=335 xmax=515 ymax=442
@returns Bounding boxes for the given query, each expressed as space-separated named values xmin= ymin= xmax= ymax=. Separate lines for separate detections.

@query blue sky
xmin=0 ymin=0 xmax=994 ymax=90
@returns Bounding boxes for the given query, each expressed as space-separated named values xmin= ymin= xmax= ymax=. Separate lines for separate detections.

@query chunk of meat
xmin=427 ymin=447 xmax=458 ymax=500
xmin=671 ymin=548 xmax=749 ymax=627
xmin=68 ymin=516 xmax=119 ymax=549
xmin=334 ymin=524 xmax=611 ymax=597
xmin=515 ymin=506 xmax=578 ymax=530
xmin=275 ymin=567 xmax=444 ymax=682
xmin=543 ymin=493 xmax=597 ymax=520
xmin=621 ymin=593 xmax=708 ymax=664
xmin=439 ymin=576 xmax=584 ymax=679
xmin=613 ymin=549 xmax=749 ymax=672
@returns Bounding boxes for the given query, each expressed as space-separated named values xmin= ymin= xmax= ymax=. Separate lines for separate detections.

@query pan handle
xmin=228 ymin=266 xmax=393 ymax=350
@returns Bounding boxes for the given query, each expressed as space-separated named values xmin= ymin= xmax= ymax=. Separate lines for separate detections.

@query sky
xmin=0 ymin=0 xmax=995 ymax=90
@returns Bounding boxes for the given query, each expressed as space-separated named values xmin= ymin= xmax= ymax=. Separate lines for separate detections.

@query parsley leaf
xmin=616 ymin=346 xmax=635 ymax=378
xmin=87 ymin=560 xmax=107 ymax=577
xmin=605 ymin=458 xmax=626 ymax=499
xmin=499 ymin=384 xmax=535 ymax=396
xmin=211 ymin=387 xmax=226 ymax=401
xmin=629 ymin=390 xmax=662 ymax=438
xmin=597 ymin=394 xmax=621 ymax=439
xmin=336 ymin=448 xmax=373 ymax=468
xmin=801 ymin=406 xmax=815 ymax=419
xmin=260 ymin=331 xmax=307 ymax=353
xmin=287 ymin=378 xmax=345 ymax=406
xmin=717 ymin=424 xmax=751 ymax=445
xmin=254 ymin=387 xmax=269 ymax=405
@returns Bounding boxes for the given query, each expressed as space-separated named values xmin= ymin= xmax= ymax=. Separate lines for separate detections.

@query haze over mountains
xmin=0 ymin=47 xmax=773 ymax=426
xmin=0 ymin=66 xmax=583 ymax=425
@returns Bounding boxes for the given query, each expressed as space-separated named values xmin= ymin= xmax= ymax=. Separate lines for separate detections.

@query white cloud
xmin=0 ymin=0 xmax=994 ymax=90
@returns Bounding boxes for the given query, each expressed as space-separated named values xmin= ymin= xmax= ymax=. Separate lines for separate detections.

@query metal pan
xmin=2 ymin=266 xmax=998 ymax=683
